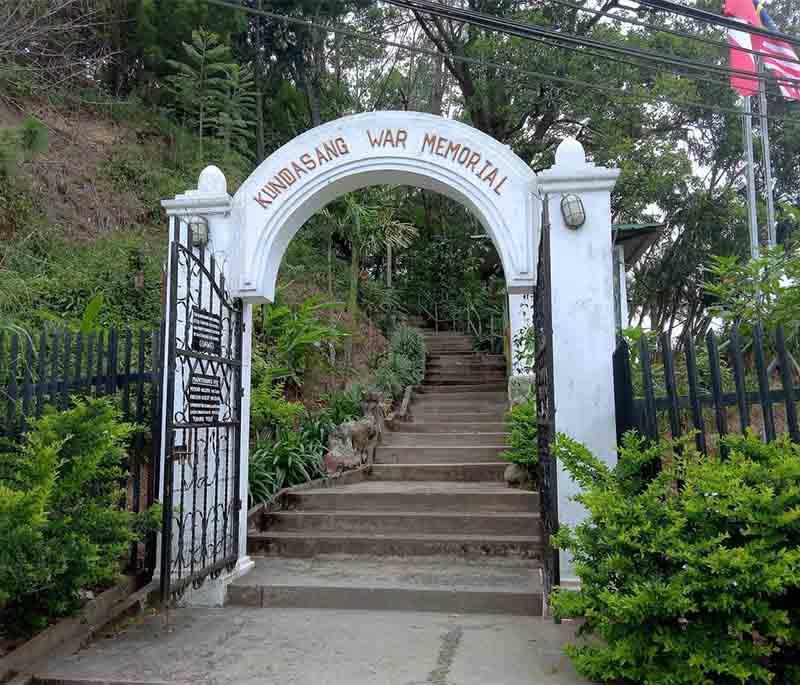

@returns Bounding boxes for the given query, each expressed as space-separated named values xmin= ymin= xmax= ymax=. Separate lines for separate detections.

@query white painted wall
xmin=538 ymin=139 xmax=620 ymax=585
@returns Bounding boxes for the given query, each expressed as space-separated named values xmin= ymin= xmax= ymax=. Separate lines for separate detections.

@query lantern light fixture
xmin=561 ymin=194 xmax=586 ymax=230
xmin=189 ymin=215 xmax=210 ymax=247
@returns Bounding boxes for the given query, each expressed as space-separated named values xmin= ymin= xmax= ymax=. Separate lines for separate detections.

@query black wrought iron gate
xmin=534 ymin=196 xmax=560 ymax=604
xmin=160 ymin=217 xmax=244 ymax=601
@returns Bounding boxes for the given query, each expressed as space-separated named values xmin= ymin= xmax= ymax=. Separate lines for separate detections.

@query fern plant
xmin=166 ymin=29 xmax=235 ymax=156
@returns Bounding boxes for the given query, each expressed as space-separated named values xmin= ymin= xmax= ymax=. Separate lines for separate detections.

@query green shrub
xmin=552 ymin=431 xmax=800 ymax=685
xmin=502 ymin=395 xmax=538 ymax=470
xmin=324 ymin=385 xmax=365 ymax=425
xmin=248 ymin=434 xmax=325 ymax=504
xmin=388 ymin=326 xmax=426 ymax=383
xmin=373 ymin=353 xmax=417 ymax=401
xmin=255 ymin=296 xmax=347 ymax=388
xmin=249 ymin=377 xmax=306 ymax=443
xmin=0 ymin=399 xmax=147 ymax=637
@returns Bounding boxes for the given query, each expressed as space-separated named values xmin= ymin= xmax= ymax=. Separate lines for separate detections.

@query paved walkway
xmin=36 ymin=607 xmax=588 ymax=685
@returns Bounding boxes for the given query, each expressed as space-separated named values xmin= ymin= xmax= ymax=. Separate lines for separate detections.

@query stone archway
xmin=160 ymin=114 xmax=620 ymax=598
xmin=227 ymin=111 xmax=539 ymax=303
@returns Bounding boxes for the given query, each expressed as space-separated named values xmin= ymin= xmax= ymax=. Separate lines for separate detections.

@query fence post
xmin=775 ymin=325 xmax=800 ymax=442
xmin=613 ymin=340 xmax=636 ymax=444
xmin=706 ymin=330 xmax=729 ymax=458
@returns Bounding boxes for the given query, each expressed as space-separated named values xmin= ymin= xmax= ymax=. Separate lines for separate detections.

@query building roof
xmin=612 ymin=223 xmax=665 ymax=269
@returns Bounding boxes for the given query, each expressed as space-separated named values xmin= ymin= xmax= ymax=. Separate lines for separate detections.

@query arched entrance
xmin=158 ymin=112 xmax=620 ymax=602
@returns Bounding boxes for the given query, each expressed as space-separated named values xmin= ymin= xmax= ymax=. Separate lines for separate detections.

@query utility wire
xmin=633 ymin=0 xmax=800 ymax=50
xmin=385 ymin=0 xmax=800 ymax=89
xmin=204 ymin=0 xmax=800 ymax=123
xmin=544 ymin=0 xmax=800 ymax=66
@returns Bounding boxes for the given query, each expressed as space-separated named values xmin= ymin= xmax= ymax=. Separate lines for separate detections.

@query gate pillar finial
xmin=538 ymin=138 xmax=620 ymax=588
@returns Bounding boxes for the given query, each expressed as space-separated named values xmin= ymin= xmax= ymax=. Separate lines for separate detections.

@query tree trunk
xmin=327 ymin=229 xmax=334 ymax=297
xmin=348 ymin=243 xmax=360 ymax=315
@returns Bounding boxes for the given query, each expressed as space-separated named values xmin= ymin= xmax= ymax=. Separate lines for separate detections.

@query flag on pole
xmin=724 ymin=0 xmax=760 ymax=96
xmin=752 ymin=1 xmax=800 ymax=101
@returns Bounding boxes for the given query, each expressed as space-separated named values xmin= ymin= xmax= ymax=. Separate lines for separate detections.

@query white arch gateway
xmin=159 ymin=111 xmax=620 ymax=601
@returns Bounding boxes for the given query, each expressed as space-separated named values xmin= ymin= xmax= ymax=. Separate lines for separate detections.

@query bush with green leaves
xmin=0 ymin=399 xmax=151 ymax=637
xmin=552 ymin=431 xmax=800 ymax=685
xmin=324 ymin=385 xmax=365 ymax=426
xmin=501 ymin=394 xmax=538 ymax=471
xmin=388 ymin=326 xmax=426 ymax=383
xmin=373 ymin=353 xmax=419 ymax=401
xmin=255 ymin=296 xmax=346 ymax=388
xmin=248 ymin=433 xmax=325 ymax=504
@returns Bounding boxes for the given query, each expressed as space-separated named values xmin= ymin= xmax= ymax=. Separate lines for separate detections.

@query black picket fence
xmin=614 ymin=323 xmax=800 ymax=457
xmin=0 ymin=325 xmax=164 ymax=574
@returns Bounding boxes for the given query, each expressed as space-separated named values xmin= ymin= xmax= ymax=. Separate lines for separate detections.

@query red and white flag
xmin=752 ymin=1 xmax=800 ymax=101
xmin=724 ymin=0 xmax=760 ymax=96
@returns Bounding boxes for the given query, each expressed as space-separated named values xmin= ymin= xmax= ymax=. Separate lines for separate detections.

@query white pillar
xmin=538 ymin=139 xmax=620 ymax=586
xmin=159 ymin=166 xmax=253 ymax=605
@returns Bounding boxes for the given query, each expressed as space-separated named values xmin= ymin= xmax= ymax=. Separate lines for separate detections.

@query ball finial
xmin=198 ymin=165 xmax=228 ymax=194
xmin=554 ymin=137 xmax=587 ymax=168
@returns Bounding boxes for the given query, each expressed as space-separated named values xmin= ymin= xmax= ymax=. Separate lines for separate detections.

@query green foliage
xmin=371 ymin=327 xmax=426 ymax=401
xmin=502 ymin=394 xmax=538 ymax=469
xmin=166 ymin=29 xmax=237 ymax=153
xmin=248 ymin=434 xmax=325 ymax=504
xmin=0 ymin=399 xmax=149 ymax=637
xmin=0 ymin=119 xmax=48 ymax=180
xmin=249 ymin=374 xmax=306 ymax=443
xmin=0 ymin=230 xmax=163 ymax=332
xmin=211 ymin=62 xmax=257 ymax=156
xmin=706 ymin=245 xmax=800 ymax=335
xmin=388 ymin=326 xmax=426 ymax=382
xmin=324 ymin=385 xmax=365 ymax=426
xmin=552 ymin=431 xmax=800 ymax=685
xmin=255 ymin=296 xmax=347 ymax=388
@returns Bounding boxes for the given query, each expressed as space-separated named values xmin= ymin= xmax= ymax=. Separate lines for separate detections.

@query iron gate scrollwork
xmin=160 ymin=217 xmax=243 ymax=601
xmin=534 ymin=196 xmax=560 ymax=605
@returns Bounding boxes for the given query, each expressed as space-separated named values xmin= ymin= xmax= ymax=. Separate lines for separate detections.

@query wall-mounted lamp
xmin=561 ymin=194 xmax=586 ymax=230
xmin=189 ymin=216 xmax=210 ymax=247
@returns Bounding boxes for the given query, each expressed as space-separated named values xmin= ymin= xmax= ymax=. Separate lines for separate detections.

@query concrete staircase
xmin=230 ymin=329 xmax=544 ymax=615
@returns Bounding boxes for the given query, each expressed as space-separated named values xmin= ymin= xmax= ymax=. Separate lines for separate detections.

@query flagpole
xmin=743 ymin=93 xmax=761 ymax=259
xmin=757 ymin=58 xmax=777 ymax=247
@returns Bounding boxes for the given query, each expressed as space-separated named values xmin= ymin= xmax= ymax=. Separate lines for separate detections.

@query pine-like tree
xmin=166 ymin=29 xmax=234 ymax=156
xmin=212 ymin=62 xmax=257 ymax=157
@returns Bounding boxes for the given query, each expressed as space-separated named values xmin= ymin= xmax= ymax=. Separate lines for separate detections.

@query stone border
xmin=0 ymin=577 xmax=158 ymax=683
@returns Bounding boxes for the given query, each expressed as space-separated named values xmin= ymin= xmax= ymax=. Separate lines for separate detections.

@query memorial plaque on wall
xmin=187 ymin=372 xmax=223 ymax=423
xmin=191 ymin=307 xmax=223 ymax=356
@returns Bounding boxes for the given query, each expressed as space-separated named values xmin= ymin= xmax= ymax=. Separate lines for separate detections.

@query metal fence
xmin=0 ymin=325 xmax=164 ymax=574
xmin=614 ymin=323 xmax=800 ymax=456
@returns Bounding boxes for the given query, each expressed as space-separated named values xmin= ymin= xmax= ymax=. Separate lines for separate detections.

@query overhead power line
xmin=384 ymin=0 xmax=800 ymax=89
xmin=633 ymin=0 xmax=800 ymax=50
xmin=546 ymin=0 xmax=799 ymax=66
xmin=203 ymin=0 xmax=800 ymax=124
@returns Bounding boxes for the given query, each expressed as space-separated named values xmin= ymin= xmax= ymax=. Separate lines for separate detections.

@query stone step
xmin=418 ymin=383 xmax=507 ymax=393
xmin=414 ymin=391 xmax=507 ymax=402
xmin=412 ymin=410 xmax=507 ymax=421
xmin=391 ymin=421 xmax=509 ymax=434
xmin=248 ymin=531 xmax=542 ymax=558
xmin=263 ymin=510 xmax=541 ymax=536
xmin=381 ymin=433 xmax=509 ymax=447
xmin=228 ymin=557 xmax=544 ymax=615
xmin=282 ymin=481 xmax=539 ymax=513
xmin=428 ymin=350 xmax=506 ymax=366
xmin=413 ymin=400 xmax=508 ymax=413
xmin=370 ymin=462 xmax=506 ymax=481
xmin=375 ymin=445 xmax=507 ymax=464
xmin=427 ymin=357 xmax=506 ymax=366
